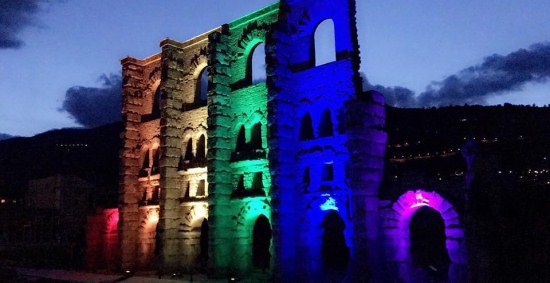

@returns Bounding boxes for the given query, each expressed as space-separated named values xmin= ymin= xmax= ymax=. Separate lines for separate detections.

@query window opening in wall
xmin=199 ymin=219 xmax=209 ymax=265
xmin=302 ymin=167 xmax=311 ymax=189
xmin=252 ymin=215 xmax=272 ymax=270
xmin=196 ymin=180 xmax=206 ymax=197
xmin=142 ymin=86 xmax=162 ymax=122
xmin=184 ymin=139 xmax=194 ymax=161
xmin=319 ymin=109 xmax=333 ymax=137
xmin=250 ymin=123 xmax=262 ymax=150
xmin=196 ymin=67 xmax=209 ymax=106
xmin=409 ymin=206 xmax=450 ymax=276
xmin=313 ymin=19 xmax=336 ymax=66
xmin=251 ymin=43 xmax=266 ymax=84
xmin=140 ymin=150 xmax=150 ymax=177
xmin=237 ymin=175 xmax=245 ymax=191
xmin=236 ymin=125 xmax=247 ymax=152
xmin=151 ymin=148 xmax=160 ymax=175
xmin=151 ymin=186 xmax=160 ymax=204
xmin=322 ymin=210 xmax=349 ymax=271
xmin=322 ymin=163 xmax=334 ymax=181
xmin=196 ymin=135 xmax=206 ymax=161
xmin=251 ymin=172 xmax=263 ymax=190
xmin=183 ymin=182 xmax=190 ymax=199
xmin=299 ymin=113 xmax=314 ymax=141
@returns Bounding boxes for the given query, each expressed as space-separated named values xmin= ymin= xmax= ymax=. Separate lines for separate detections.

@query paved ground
xmin=15 ymin=268 xmax=232 ymax=283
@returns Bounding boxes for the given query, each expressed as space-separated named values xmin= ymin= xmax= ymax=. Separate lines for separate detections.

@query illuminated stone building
xmin=116 ymin=0 xmax=467 ymax=281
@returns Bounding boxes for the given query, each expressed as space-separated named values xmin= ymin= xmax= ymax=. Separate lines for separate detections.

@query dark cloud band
xmin=60 ymin=74 xmax=122 ymax=128
xmin=365 ymin=42 xmax=550 ymax=108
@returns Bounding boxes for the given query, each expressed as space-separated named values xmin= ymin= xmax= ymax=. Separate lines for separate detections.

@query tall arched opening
xmin=252 ymin=214 xmax=272 ymax=271
xmin=409 ymin=206 xmax=450 ymax=276
xmin=384 ymin=190 xmax=467 ymax=282
xmin=199 ymin=218 xmax=209 ymax=268
xmin=321 ymin=210 xmax=349 ymax=272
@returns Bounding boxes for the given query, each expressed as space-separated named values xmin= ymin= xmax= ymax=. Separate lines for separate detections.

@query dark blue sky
xmin=1 ymin=0 xmax=549 ymax=136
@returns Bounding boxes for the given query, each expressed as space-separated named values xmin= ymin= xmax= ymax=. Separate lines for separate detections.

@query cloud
xmin=362 ymin=76 xmax=416 ymax=108
xmin=60 ymin=74 xmax=122 ymax=128
xmin=0 ymin=0 xmax=48 ymax=49
xmin=363 ymin=43 xmax=550 ymax=108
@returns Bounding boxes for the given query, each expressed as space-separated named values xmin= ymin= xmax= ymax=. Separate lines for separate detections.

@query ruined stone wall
xmin=118 ymin=1 xmax=395 ymax=280
xmin=158 ymin=30 xmax=220 ymax=272
xmin=120 ymin=54 xmax=161 ymax=270
xmin=267 ymin=0 xmax=386 ymax=281
xmin=208 ymin=4 xmax=279 ymax=277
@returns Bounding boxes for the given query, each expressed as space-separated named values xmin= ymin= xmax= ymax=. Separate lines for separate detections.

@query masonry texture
xmin=108 ymin=0 xmax=467 ymax=281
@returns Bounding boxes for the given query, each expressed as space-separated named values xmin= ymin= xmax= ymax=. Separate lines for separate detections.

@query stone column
xmin=159 ymin=39 xmax=186 ymax=271
xmin=120 ymin=57 xmax=146 ymax=271
xmin=207 ymin=25 xmax=234 ymax=277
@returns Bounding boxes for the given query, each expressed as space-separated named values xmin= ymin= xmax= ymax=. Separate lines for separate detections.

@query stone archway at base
xmin=383 ymin=190 xmax=467 ymax=282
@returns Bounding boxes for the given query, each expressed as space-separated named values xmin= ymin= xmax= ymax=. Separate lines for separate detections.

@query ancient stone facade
xmin=116 ymin=0 xmax=467 ymax=281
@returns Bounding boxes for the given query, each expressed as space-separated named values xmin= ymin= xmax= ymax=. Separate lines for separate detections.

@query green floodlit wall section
xmin=207 ymin=3 xmax=278 ymax=277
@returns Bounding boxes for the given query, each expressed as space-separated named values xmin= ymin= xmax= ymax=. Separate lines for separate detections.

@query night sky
xmin=1 ymin=0 xmax=549 ymax=137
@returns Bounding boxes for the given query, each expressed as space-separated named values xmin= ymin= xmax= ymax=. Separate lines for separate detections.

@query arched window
xmin=250 ymin=122 xmax=262 ymax=150
xmin=236 ymin=125 xmax=247 ymax=152
xmin=313 ymin=19 xmax=336 ymax=66
xmin=196 ymin=134 xmax=206 ymax=160
xmin=322 ymin=211 xmax=349 ymax=271
xmin=253 ymin=215 xmax=272 ymax=270
xmin=250 ymin=43 xmax=266 ymax=84
xmin=152 ymin=87 xmax=162 ymax=118
xmin=142 ymin=150 xmax=150 ymax=169
xmin=409 ymin=206 xmax=450 ymax=274
xmin=184 ymin=138 xmax=194 ymax=161
xmin=196 ymin=67 xmax=209 ymax=106
xmin=151 ymin=148 xmax=160 ymax=175
xmin=299 ymin=113 xmax=314 ymax=141
xmin=318 ymin=109 xmax=333 ymax=137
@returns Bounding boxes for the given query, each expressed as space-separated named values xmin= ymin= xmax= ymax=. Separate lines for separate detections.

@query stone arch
xmin=183 ymin=138 xmax=194 ymax=161
xmin=143 ymin=80 xmax=161 ymax=121
xmin=236 ymin=124 xmax=247 ymax=152
xmin=250 ymin=122 xmax=263 ymax=150
xmin=385 ymin=190 xmax=466 ymax=280
xmin=249 ymin=42 xmax=266 ymax=84
xmin=252 ymin=214 xmax=272 ymax=270
xmin=321 ymin=210 xmax=349 ymax=271
xmin=194 ymin=64 xmax=209 ymax=106
xmin=318 ymin=109 xmax=333 ymax=137
xmin=313 ymin=19 xmax=336 ymax=66
xmin=409 ymin=206 xmax=450 ymax=270
xmin=196 ymin=134 xmax=207 ymax=160
xmin=299 ymin=112 xmax=315 ymax=141
xmin=139 ymin=144 xmax=151 ymax=177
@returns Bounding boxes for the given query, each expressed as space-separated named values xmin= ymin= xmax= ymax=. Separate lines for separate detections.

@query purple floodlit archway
xmin=384 ymin=190 xmax=466 ymax=267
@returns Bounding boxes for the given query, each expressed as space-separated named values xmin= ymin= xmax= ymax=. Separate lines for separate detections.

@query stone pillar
xmin=120 ymin=57 xmax=146 ymax=271
xmin=266 ymin=26 xmax=300 ymax=282
xmin=345 ymin=90 xmax=387 ymax=281
xmin=159 ymin=39 xmax=186 ymax=271
xmin=207 ymin=25 xmax=234 ymax=277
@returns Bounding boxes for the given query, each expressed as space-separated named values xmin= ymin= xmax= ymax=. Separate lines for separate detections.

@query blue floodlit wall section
xmin=267 ymin=0 xmax=387 ymax=281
